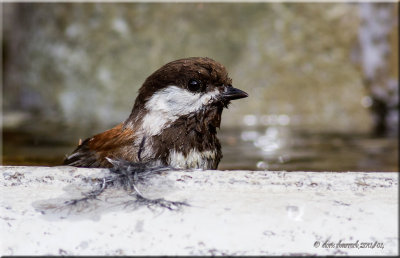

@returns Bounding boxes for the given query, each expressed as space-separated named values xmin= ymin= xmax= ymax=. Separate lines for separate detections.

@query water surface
xmin=2 ymin=125 xmax=397 ymax=172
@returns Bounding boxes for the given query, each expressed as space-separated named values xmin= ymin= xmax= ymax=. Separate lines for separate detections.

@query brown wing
xmin=63 ymin=123 xmax=138 ymax=168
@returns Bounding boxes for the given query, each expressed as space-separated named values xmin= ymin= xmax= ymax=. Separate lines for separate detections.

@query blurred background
xmin=1 ymin=2 xmax=398 ymax=171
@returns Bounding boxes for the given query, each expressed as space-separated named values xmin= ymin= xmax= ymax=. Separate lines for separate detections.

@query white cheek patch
xmin=141 ymin=86 xmax=220 ymax=136
xmin=147 ymin=86 xmax=220 ymax=116
xmin=140 ymin=111 xmax=170 ymax=136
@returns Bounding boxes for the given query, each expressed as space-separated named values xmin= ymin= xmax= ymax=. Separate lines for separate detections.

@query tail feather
xmin=63 ymin=139 xmax=107 ymax=168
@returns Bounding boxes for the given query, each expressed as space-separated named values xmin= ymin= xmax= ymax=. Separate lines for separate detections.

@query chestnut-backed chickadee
xmin=63 ymin=57 xmax=248 ymax=169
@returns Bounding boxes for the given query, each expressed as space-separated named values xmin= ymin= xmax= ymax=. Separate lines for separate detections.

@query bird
xmin=63 ymin=57 xmax=248 ymax=170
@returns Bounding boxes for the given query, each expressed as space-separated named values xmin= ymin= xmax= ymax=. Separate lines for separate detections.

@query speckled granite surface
xmin=1 ymin=166 xmax=398 ymax=255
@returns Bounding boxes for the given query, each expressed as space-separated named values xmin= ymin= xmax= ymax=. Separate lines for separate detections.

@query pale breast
xmin=167 ymin=149 xmax=219 ymax=169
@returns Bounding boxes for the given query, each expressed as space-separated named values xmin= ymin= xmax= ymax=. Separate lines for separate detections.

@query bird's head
xmin=128 ymin=57 xmax=248 ymax=130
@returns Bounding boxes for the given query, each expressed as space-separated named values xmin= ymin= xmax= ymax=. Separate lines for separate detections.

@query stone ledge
xmin=1 ymin=166 xmax=398 ymax=255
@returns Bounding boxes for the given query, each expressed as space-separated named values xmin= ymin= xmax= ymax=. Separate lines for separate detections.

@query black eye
xmin=188 ymin=79 xmax=203 ymax=92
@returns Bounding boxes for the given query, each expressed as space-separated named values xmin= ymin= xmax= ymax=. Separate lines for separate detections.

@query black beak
xmin=222 ymin=86 xmax=248 ymax=100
